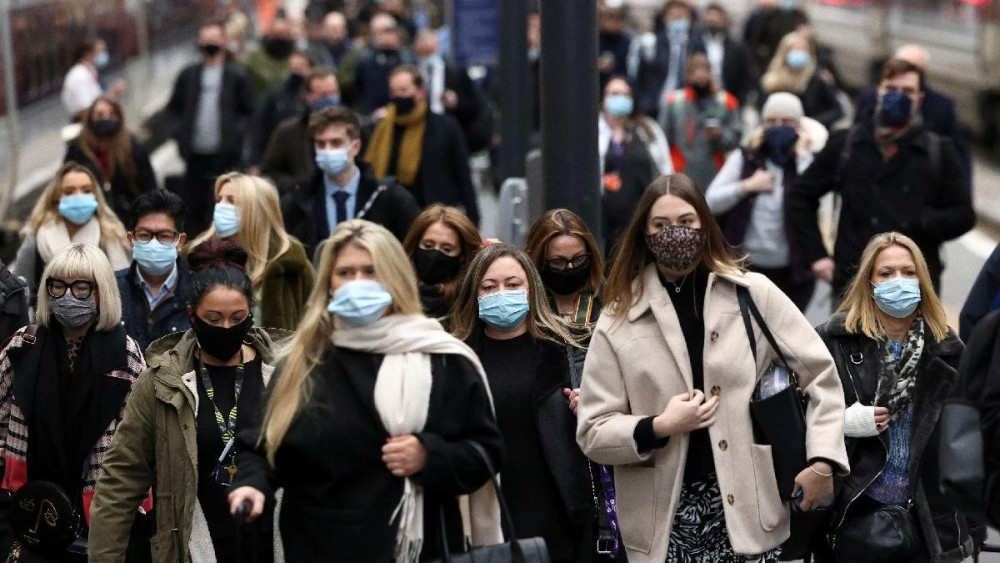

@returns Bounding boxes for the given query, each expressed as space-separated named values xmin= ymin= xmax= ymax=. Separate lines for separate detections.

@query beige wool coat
xmin=576 ymin=264 xmax=849 ymax=562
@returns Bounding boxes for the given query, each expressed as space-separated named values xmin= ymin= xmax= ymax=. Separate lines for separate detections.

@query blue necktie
xmin=333 ymin=190 xmax=350 ymax=226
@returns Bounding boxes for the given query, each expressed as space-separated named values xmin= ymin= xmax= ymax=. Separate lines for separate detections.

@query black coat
xmin=167 ymin=62 xmax=255 ymax=159
xmin=959 ymin=243 xmax=1000 ymax=342
xmin=464 ymin=328 xmax=594 ymax=529
xmin=442 ymin=65 xmax=491 ymax=154
xmin=788 ymin=120 xmax=974 ymax=296
xmin=115 ymin=260 xmax=193 ymax=353
xmin=233 ymin=348 xmax=503 ymax=562
xmin=948 ymin=310 xmax=1000 ymax=528
xmin=281 ymin=162 xmax=420 ymax=258
xmin=63 ymin=136 xmax=157 ymax=227
xmin=816 ymin=314 xmax=974 ymax=560
xmin=250 ymin=76 xmax=308 ymax=166
xmin=707 ymin=33 xmax=755 ymax=104
xmin=761 ymin=73 xmax=843 ymax=130
xmin=0 ymin=263 xmax=27 ymax=347
xmin=402 ymin=112 xmax=480 ymax=225
xmin=855 ymin=86 xmax=971 ymax=190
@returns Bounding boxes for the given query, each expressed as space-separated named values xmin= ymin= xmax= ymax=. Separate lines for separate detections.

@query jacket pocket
xmin=751 ymin=444 xmax=786 ymax=532
xmin=616 ymin=465 xmax=656 ymax=553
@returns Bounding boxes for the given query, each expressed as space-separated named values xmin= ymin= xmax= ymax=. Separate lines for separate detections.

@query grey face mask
xmin=50 ymin=294 xmax=97 ymax=328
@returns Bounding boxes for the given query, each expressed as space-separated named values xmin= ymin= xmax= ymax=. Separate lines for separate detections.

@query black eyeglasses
xmin=546 ymin=254 xmax=591 ymax=272
xmin=134 ymin=229 xmax=180 ymax=244
xmin=46 ymin=279 xmax=97 ymax=300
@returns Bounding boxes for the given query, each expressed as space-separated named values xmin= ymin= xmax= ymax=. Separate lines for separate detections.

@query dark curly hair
xmin=187 ymin=240 xmax=253 ymax=308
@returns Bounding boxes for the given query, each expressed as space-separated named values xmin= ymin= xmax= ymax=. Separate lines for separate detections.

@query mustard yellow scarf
xmin=364 ymin=100 xmax=428 ymax=186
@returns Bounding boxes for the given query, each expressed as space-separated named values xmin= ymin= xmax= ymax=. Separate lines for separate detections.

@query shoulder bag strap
xmin=737 ymin=286 xmax=758 ymax=363
xmin=737 ymin=286 xmax=791 ymax=369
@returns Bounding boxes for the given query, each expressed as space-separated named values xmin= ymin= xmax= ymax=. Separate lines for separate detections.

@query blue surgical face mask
xmin=872 ymin=276 xmax=921 ymax=319
xmin=604 ymin=94 xmax=634 ymax=117
xmin=785 ymin=49 xmax=810 ymax=70
xmin=95 ymin=51 xmax=110 ymax=69
xmin=328 ymin=279 xmax=393 ymax=326
xmin=877 ymin=91 xmax=915 ymax=127
xmin=311 ymin=95 xmax=341 ymax=111
xmin=763 ymin=124 xmax=799 ymax=166
xmin=132 ymin=239 xmax=178 ymax=276
xmin=478 ymin=289 xmax=530 ymax=331
xmin=668 ymin=19 xmax=691 ymax=36
xmin=315 ymin=148 xmax=352 ymax=175
xmin=58 ymin=194 xmax=99 ymax=225
xmin=780 ymin=0 xmax=798 ymax=10
xmin=213 ymin=203 xmax=240 ymax=238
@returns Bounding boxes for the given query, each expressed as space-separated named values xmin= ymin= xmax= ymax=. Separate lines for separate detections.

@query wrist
xmin=809 ymin=461 xmax=833 ymax=477
xmin=652 ymin=414 xmax=670 ymax=438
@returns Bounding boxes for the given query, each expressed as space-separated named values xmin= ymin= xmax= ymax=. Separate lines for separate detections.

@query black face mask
xmin=391 ymin=96 xmax=416 ymax=115
xmin=191 ymin=315 xmax=253 ymax=361
xmin=691 ymin=82 xmax=712 ymax=99
xmin=413 ymin=247 xmax=462 ymax=285
xmin=199 ymin=44 xmax=223 ymax=57
xmin=264 ymin=38 xmax=295 ymax=59
xmin=90 ymin=119 xmax=122 ymax=138
xmin=541 ymin=262 xmax=592 ymax=296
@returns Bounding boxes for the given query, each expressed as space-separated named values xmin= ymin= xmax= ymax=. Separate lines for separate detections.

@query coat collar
xmin=625 ymin=262 xmax=749 ymax=323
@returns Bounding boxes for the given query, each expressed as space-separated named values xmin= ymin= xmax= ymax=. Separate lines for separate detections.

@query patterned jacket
xmin=0 ymin=325 xmax=149 ymax=525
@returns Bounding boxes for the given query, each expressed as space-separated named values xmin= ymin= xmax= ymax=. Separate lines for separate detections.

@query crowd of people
xmin=0 ymin=0 xmax=997 ymax=561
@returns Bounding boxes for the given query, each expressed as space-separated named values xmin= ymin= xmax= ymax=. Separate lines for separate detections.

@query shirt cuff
xmin=633 ymin=416 xmax=670 ymax=453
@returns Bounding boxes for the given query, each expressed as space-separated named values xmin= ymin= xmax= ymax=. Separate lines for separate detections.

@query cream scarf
xmin=331 ymin=314 xmax=502 ymax=562
xmin=36 ymin=218 xmax=130 ymax=270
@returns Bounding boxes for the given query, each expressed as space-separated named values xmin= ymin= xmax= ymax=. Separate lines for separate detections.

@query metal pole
xmin=539 ymin=0 xmax=600 ymax=236
xmin=0 ymin=0 xmax=20 ymax=223
xmin=497 ymin=0 xmax=529 ymax=183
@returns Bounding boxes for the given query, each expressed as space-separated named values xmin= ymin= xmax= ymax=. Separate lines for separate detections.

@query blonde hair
xmin=261 ymin=219 xmax=423 ymax=465
xmin=191 ymin=173 xmax=292 ymax=285
xmin=836 ymin=232 xmax=949 ymax=342
xmin=761 ymin=32 xmax=815 ymax=95
xmin=36 ymin=244 xmax=122 ymax=331
xmin=24 ymin=162 xmax=129 ymax=250
xmin=449 ymin=243 xmax=582 ymax=347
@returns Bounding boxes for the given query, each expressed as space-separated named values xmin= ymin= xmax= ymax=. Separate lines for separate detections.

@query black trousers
xmin=184 ymin=152 xmax=240 ymax=235
xmin=754 ymin=266 xmax=816 ymax=312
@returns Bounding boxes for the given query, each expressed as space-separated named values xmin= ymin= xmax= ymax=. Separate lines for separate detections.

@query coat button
xmin=719 ymin=440 xmax=728 ymax=451
xmin=710 ymin=385 xmax=721 ymax=396
xmin=727 ymin=494 xmax=735 ymax=505
xmin=710 ymin=331 xmax=719 ymax=342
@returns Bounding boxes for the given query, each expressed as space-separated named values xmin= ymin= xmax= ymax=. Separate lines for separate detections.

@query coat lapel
xmin=634 ymin=264 xmax=694 ymax=392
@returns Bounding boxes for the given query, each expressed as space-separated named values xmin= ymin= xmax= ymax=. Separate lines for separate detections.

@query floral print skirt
xmin=666 ymin=473 xmax=782 ymax=563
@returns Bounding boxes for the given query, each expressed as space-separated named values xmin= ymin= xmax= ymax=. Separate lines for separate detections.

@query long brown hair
xmin=604 ymin=174 xmax=743 ymax=316
xmin=836 ymin=232 xmax=949 ymax=342
xmin=524 ymin=208 xmax=604 ymax=296
xmin=78 ymin=96 xmax=137 ymax=184
xmin=450 ymin=243 xmax=580 ymax=347
xmin=402 ymin=204 xmax=482 ymax=297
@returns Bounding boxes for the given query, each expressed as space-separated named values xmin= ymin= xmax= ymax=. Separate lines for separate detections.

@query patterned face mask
xmin=645 ymin=225 xmax=704 ymax=271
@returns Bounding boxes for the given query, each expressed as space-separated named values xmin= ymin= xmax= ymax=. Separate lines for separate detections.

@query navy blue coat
xmin=855 ymin=86 xmax=971 ymax=191
xmin=116 ymin=261 xmax=193 ymax=353
xmin=960 ymin=243 xmax=1000 ymax=342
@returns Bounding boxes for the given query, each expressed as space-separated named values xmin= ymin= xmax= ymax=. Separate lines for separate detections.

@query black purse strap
xmin=437 ymin=441 xmax=525 ymax=562
xmin=736 ymin=286 xmax=792 ymax=370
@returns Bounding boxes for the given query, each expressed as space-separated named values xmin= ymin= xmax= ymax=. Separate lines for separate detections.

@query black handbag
xmin=9 ymin=480 xmax=87 ymax=559
xmin=737 ymin=286 xmax=808 ymax=498
xmin=832 ymin=503 xmax=919 ymax=563
xmin=432 ymin=442 xmax=550 ymax=563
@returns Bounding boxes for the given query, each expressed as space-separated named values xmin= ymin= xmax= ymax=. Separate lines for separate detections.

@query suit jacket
xmin=855 ymin=86 xmax=971 ymax=189
xmin=167 ymin=62 xmax=255 ymax=159
xmin=716 ymin=34 xmax=755 ymax=104
xmin=281 ymin=163 xmax=420 ymax=258
xmin=577 ymin=266 xmax=848 ymax=562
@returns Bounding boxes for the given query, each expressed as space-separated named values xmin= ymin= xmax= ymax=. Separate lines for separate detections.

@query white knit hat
xmin=761 ymin=92 xmax=805 ymax=121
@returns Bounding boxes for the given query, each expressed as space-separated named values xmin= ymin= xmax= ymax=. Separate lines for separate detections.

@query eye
xmin=419 ymin=241 xmax=435 ymax=249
